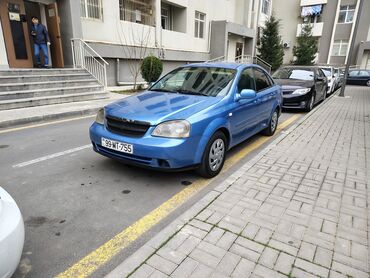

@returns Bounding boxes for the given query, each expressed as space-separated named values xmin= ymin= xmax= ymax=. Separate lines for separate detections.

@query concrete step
xmin=0 ymin=84 xmax=104 ymax=101
xmin=0 ymin=73 xmax=94 ymax=84
xmin=0 ymin=91 xmax=108 ymax=111
xmin=0 ymin=79 xmax=101 ymax=92
xmin=0 ymin=68 xmax=86 ymax=77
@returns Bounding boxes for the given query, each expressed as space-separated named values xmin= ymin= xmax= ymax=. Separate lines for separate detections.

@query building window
xmin=261 ymin=0 xmax=271 ymax=15
xmin=81 ymin=0 xmax=103 ymax=20
xmin=161 ymin=4 xmax=172 ymax=30
xmin=338 ymin=5 xmax=355 ymax=23
xmin=195 ymin=11 xmax=205 ymax=38
xmin=332 ymin=39 xmax=349 ymax=56
xmin=119 ymin=0 xmax=154 ymax=26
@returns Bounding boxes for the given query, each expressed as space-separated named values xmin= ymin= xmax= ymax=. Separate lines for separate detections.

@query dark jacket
xmin=31 ymin=23 xmax=50 ymax=45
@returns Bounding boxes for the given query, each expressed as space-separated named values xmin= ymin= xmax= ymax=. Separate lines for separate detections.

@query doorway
xmin=235 ymin=42 xmax=244 ymax=58
xmin=0 ymin=0 xmax=33 ymax=68
xmin=0 ymin=0 xmax=64 ymax=68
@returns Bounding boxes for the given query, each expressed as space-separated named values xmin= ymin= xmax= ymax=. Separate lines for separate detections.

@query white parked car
xmin=320 ymin=66 xmax=337 ymax=95
xmin=0 ymin=187 xmax=24 ymax=278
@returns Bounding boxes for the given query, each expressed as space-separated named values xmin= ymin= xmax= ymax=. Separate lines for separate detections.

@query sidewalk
xmin=0 ymin=93 xmax=126 ymax=129
xmin=108 ymin=86 xmax=370 ymax=278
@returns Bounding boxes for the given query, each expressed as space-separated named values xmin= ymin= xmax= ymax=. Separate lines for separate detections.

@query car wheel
xmin=367 ymin=79 xmax=370 ymax=87
xmin=262 ymin=109 xmax=278 ymax=136
xmin=197 ymin=131 xmax=227 ymax=178
xmin=305 ymin=93 xmax=315 ymax=112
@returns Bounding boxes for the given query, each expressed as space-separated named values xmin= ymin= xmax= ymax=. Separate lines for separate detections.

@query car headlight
xmin=95 ymin=108 xmax=105 ymax=124
xmin=152 ymin=120 xmax=190 ymax=138
xmin=292 ymin=88 xmax=311 ymax=95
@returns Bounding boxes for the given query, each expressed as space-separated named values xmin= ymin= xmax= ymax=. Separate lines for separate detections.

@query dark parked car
xmin=346 ymin=70 xmax=370 ymax=86
xmin=272 ymin=66 xmax=328 ymax=111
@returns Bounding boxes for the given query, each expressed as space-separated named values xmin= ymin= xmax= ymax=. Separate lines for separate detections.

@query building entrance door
xmin=45 ymin=2 xmax=64 ymax=68
xmin=0 ymin=0 xmax=33 ymax=68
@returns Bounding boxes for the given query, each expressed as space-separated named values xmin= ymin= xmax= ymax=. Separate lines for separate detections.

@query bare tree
xmin=116 ymin=21 xmax=153 ymax=90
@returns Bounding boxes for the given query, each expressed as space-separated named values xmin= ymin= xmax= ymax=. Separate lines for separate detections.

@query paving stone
xmin=189 ymin=263 xmax=213 ymax=278
xmin=235 ymin=236 xmax=264 ymax=253
xmin=291 ymin=267 xmax=318 ymax=278
xmin=242 ymin=223 xmax=259 ymax=238
xmin=176 ymin=235 xmax=202 ymax=255
xmin=314 ymin=247 xmax=332 ymax=268
xmin=294 ymin=258 xmax=329 ymax=277
xmin=229 ymin=242 xmax=261 ymax=262
xmin=215 ymin=252 xmax=241 ymax=276
xmin=189 ymin=219 xmax=213 ymax=232
xmin=157 ymin=247 xmax=187 ymax=265
xmin=203 ymin=227 xmax=225 ymax=245
xmin=189 ymin=247 xmax=221 ymax=268
xmin=149 ymin=270 xmax=169 ymax=278
xmin=130 ymin=264 xmax=156 ymax=278
xmin=298 ymin=242 xmax=316 ymax=262
xmin=231 ymin=258 xmax=255 ymax=278
xmin=170 ymin=257 xmax=199 ymax=278
xmin=147 ymin=254 xmax=178 ymax=276
xmin=331 ymin=261 xmax=369 ymax=278
xmin=258 ymin=247 xmax=279 ymax=269
xmin=252 ymin=264 xmax=286 ymax=278
xmin=216 ymin=231 xmax=238 ymax=250
xmin=254 ymin=227 xmax=272 ymax=244
xmin=198 ymin=241 xmax=227 ymax=260
xmin=274 ymin=252 xmax=295 ymax=275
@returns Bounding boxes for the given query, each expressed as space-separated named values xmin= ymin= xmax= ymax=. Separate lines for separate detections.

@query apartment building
xmin=0 ymin=0 xmax=273 ymax=85
xmin=273 ymin=0 xmax=370 ymax=69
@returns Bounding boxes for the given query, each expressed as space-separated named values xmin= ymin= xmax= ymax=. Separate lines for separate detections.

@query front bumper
xmin=282 ymin=93 xmax=311 ymax=109
xmin=0 ymin=188 xmax=25 ymax=278
xmin=89 ymin=122 xmax=202 ymax=170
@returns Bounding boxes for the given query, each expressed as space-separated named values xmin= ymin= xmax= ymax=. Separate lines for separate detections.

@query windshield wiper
xmin=176 ymin=89 xmax=209 ymax=96
xmin=149 ymin=88 xmax=177 ymax=93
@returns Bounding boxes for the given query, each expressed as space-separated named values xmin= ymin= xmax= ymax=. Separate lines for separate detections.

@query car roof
xmin=183 ymin=62 xmax=249 ymax=70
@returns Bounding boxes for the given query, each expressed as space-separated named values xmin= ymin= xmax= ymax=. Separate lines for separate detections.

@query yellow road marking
xmin=0 ymin=115 xmax=95 ymax=134
xmin=55 ymin=114 xmax=302 ymax=278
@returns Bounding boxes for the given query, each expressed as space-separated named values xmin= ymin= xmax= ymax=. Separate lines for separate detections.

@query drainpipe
xmin=116 ymin=58 xmax=121 ymax=86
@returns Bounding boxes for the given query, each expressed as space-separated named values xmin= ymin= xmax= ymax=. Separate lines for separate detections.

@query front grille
xmin=283 ymin=91 xmax=293 ymax=95
xmin=106 ymin=115 xmax=150 ymax=137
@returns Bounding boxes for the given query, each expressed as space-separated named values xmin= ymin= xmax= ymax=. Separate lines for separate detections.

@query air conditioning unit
xmin=283 ymin=42 xmax=290 ymax=49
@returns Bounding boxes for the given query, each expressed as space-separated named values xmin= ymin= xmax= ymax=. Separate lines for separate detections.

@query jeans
xmin=34 ymin=43 xmax=49 ymax=66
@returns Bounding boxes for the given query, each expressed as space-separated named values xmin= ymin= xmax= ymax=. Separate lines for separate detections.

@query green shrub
xmin=141 ymin=55 xmax=163 ymax=83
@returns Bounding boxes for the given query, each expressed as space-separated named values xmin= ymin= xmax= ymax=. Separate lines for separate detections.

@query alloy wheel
xmin=271 ymin=111 xmax=278 ymax=133
xmin=367 ymin=80 xmax=370 ymax=87
xmin=309 ymin=95 xmax=315 ymax=110
xmin=209 ymin=139 xmax=225 ymax=171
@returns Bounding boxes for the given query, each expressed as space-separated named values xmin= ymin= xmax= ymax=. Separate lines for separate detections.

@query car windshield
xmin=150 ymin=67 xmax=236 ymax=97
xmin=321 ymin=68 xmax=332 ymax=77
xmin=272 ymin=68 xmax=314 ymax=81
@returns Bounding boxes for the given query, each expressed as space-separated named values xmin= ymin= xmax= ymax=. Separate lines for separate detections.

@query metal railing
xmin=71 ymin=38 xmax=109 ymax=88
xmin=206 ymin=56 xmax=226 ymax=63
xmin=235 ymin=54 xmax=253 ymax=64
xmin=253 ymin=56 xmax=272 ymax=73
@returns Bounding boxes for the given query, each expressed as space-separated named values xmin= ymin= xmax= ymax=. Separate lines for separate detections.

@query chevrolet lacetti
xmin=90 ymin=63 xmax=282 ymax=178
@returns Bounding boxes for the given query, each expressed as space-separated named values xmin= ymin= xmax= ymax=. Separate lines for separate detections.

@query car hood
xmin=274 ymin=79 xmax=314 ymax=91
xmin=105 ymin=91 xmax=221 ymax=125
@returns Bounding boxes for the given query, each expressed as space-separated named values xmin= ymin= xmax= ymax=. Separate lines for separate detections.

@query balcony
xmin=297 ymin=22 xmax=324 ymax=37
xmin=300 ymin=0 xmax=327 ymax=6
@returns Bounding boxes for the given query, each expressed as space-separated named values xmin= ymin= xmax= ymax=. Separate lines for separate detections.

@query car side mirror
xmin=238 ymin=89 xmax=257 ymax=100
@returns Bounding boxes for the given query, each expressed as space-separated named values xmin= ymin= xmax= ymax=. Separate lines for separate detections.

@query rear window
xmin=273 ymin=68 xmax=314 ymax=81
xmin=358 ymin=70 xmax=370 ymax=76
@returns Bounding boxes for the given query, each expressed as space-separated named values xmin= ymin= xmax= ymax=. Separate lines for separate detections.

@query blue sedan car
xmin=90 ymin=63 xmax=282 ymax=178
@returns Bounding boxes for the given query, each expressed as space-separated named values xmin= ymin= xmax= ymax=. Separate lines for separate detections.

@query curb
xmin=106 ymin=91 xmax=340 ymax=278
xmin=0 ymin=107 xmax=100 ymax=129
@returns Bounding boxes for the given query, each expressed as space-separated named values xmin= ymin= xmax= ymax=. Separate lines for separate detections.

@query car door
xmin=253 ymin=68 xmax=276 ymax=124
xmin=315 ymin=69 xmax=326 ymax=101
xmin=229 ymin=67 xmax=260 ymax=143
xmin=348 ymin=71 xmax=359 ymax=85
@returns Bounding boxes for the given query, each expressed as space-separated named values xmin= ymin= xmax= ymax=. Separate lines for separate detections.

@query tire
xmin=366 ymin=79 xmax=370 ymax=87
xmin=197 ymin=131 xmax=227 ymax=178
xmin=262 ymin=109 xmax=279 ymax=136
xmin=305 ymin=93 xmax=315 ymax=112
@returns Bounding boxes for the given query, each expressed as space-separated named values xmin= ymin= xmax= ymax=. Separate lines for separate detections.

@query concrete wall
xmin=273 ymin=0 xmax=300 ymax=64
xmin=0 ymin=20 xmax=9 ymax=69
xmin=58 ymin=0 xmax=83 ymax=67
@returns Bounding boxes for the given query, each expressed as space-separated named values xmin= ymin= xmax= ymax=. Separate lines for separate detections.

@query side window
xmin=253 ymin=69 xmax=271 ymax=92
xmin=237 ymin=68 xmax=255 ymax=93
xmin=317 ymin=69 xmax=325 ymax=78
xmin=349 ymin=71 xmax=359 ymax=76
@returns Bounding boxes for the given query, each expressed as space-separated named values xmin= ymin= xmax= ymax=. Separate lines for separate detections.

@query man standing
xmin=30 ymin=16 xmax=50 ymax=68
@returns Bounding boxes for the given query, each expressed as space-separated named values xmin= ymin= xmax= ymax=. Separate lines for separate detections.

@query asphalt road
xmin=0 ymin=111 xmax=303 ymax=278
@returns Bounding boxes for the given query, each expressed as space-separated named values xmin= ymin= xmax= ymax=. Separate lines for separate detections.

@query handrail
xmin=206 ymin=56 xmax=226 ymax=63
xmin=71 ymin=38 xmax=109 ymax=65
xmin=70 ymin=38 xmax=109 ymax=88
xmin=205 ymin=55 xmax=272 ymax=73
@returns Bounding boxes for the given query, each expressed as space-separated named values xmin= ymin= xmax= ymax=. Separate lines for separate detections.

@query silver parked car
xmin=320 ymin=66 xmax=337 ymax=95
xmin=0 ymin=187 xmax=24 ymax=278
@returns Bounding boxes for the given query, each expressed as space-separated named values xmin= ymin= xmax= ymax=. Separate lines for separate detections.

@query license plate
xmin=101 ymin=138 xmax=133 ymax=154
